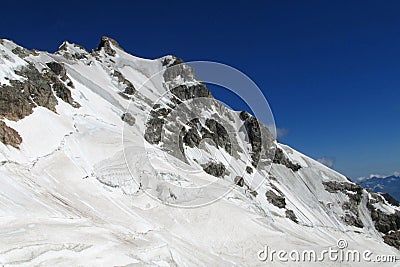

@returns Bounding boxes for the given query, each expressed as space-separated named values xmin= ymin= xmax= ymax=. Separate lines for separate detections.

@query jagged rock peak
xmin=97 ymin=36 xmax=123 ymax=56
xmin=161 ymin=55 xmax=185 ymax=67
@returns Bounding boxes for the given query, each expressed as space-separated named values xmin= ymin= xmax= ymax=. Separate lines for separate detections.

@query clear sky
xmin=2 ymin=0 xmax=399 ymax=179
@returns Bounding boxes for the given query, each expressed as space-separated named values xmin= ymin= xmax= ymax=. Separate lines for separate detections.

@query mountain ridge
xmin=0 ymin=37 xmax=398 ymax=265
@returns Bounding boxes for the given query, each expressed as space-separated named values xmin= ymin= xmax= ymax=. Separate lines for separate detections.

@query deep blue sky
xmin=2 ymin=0 xmax=399 ymax=179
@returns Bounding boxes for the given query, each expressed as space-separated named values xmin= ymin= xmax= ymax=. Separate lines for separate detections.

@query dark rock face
xmin=323 ymin=181 xmax=400 ymax=236
xmin=239 ymin=111 xmax=262 ymax=167
xmin=273 ymin=147 xmax=301 ymax=172
xmin=286 ymin=209 xmax=298 ymax=223
xmin=45 ymin=71 xmax=79 ymax=108
xmin=246 ymin=166 xmax=253 ymax=174
xmin=97 ymin=36 xmax=121 ymax=56
xmin=0 ymin=121 xmax=22 ymax=148
xmin=144 ymin=59 xmax=213 ymax=146
xmin=234 ymin=176 xmax=244 ymax=187
xmin=161 ymin=56 xmax=185 ymax=67
xmin=0 ymin=65 xmax=57 ymax=120
xmin=323 ymin=181 xmax=364 ymax=228
xmin=144 ymin=104 xmax=171 ymax=144
xmin=0 ymin=79 xmax=36 ymax=120
xmin=233 ymin=176 xmax=258 ymax=197
xmin=113 ymin=70 xmax=136 ymax=95
xmin=0 ymin=63 xmax=80 ymax=146
xmin=383 ymin=231 xmax=400 ymax=250
xmin=183 ymin=128 xmax=201 ymax=148
xmin=203 ymin=119 xmax=231 ymax=154
xmin=46 ymin=62 xmax=66 ymax=77
xmin=11 ymin=46 xmax=38 ymax=58
xmin=342 ymin=213 xmax=364 ymax=228
xmin=144 ymin=117 xmax=164 ymax=144
xmin=202 ymin=162 xmax=226 ymax=177
xmin=323 ymin=181 xmax=363 ymax=195
xmin=161 ymin=56 xmax=193 ymax=84
xmin=265 ymin=186 xmax=299 ymax=223
xmin=123 ymin=86 xmax=135 ymax=95
xmin=367 ymin=201 xmax=400 ymax=234
xmin=121 ymin=113 xmax=135 ymax=126
xmin=170 ymin=84 xmax=211 ymax=104
xmin=46 ymin=61 xmax=76 ymax=89
xmin=238 ymin=110 xmax=277 ymax=169
xmin=265 ymin=190 xmax=286 ymax=209
xmin=179 ymin=118 xmax=232 ymax=156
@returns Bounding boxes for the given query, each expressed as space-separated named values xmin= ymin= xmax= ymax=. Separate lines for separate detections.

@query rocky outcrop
xmin=46 ymin=62 xmax=67 ymax=77
xmin=0 ymin=61 xmax=80 ymax=146
xmin=233 ymin=176 xmax=258 ymax=198
xmin=144 ymin=59 xmax=212 ymax=146
xmin=161 ymin=56 xmax=185 ymax=68
xmin=273 ymin=147 xmax=301 ymax=172
xmin=383 ymin=231 xmax=400 ymax=250
xmin=170 ymin=84 xmax=211 ymax=104
xmin=0 ymin=65 xmax=57 ymax=120
xmin=121 ymin=112 xmax=135 ymax=126
xmin=323 ymin=181 xmax=400 ymax=234
xmin=112 ymin=70 xmax=136 ymax=96
xmin=96 ymin=36 xmax=122 ymax=56
xmin=202 ymin=162 xmax=226 ymax=177
xmin=179 ymin=118 xmax=232 ymax=155
xmin=342 ymin=212 xmax=364 ymax=228
xmin=44 ymin=66 xmax=79 ymax=108
xmin=239 ymin=111 xmax=261 ymax=167
xmin=245 ymin=166 xmax=253 ymax=174
xmin=161 ymin=56 xmax=193 ymax=84
xmin=11 ymin=46 xmax=38 ymax=58
xmin=144 ymin=104 xmax=170 ymax=144
xmin=286 ymin=209 xmax=298 ymax=223
xmin=265 ymin=190 xmax=286 ymax=209
xmin=323 ymin=181 xmax=364 ymax=228
xmin=234 ymin=176 xmax=245 ymax=187
xmin=182 ymin=121 xmax=201 ymax=148
xmin=367 ymin=200 xmax=400 ymax=234
xmin=323 ymin=181 xmax=363 ymax=194
xmin=203 ymin=119 xmax=231 ymax=154
xmin=0 ymin=121 xmax=22 ymax=148
xmin=265 ymin=186 xmax=299 ymax=223
xmin=144 ymin=116 xmax=164 ymax=144
xmin=237 ymin=111 xmax=277 ymax=169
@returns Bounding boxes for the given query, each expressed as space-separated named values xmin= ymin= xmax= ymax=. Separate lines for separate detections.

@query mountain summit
xmin=0 ymin=37 xmax=398 ymax=265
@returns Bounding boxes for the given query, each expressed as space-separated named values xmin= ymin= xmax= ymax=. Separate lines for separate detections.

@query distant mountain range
xmin=358 ymin=173 xmax=400 ymax=202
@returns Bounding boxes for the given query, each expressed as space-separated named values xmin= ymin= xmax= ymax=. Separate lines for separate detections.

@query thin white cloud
xmin=265 ymin=125 xmax=289 ymax=139
xmin=276 ymin=127 xmax=289 ymax=139
xmin=359 ymin=171 xmax=400 ymax=181
xmin=317 ymin=157 xmax=334 ymax=168
xmin=369 ymin=174 xmax=386 ymax=179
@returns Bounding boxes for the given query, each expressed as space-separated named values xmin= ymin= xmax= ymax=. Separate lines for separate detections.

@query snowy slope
xmin=0 ymin=37 xmax=398 ymax=266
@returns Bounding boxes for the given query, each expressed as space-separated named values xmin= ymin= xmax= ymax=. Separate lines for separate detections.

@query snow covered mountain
xmin=0 ymin=37 xmax=399 ymax=266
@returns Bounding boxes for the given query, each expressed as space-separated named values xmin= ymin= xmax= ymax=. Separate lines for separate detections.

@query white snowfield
xmin=0 ymin=38 xmax=398 ymax=266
